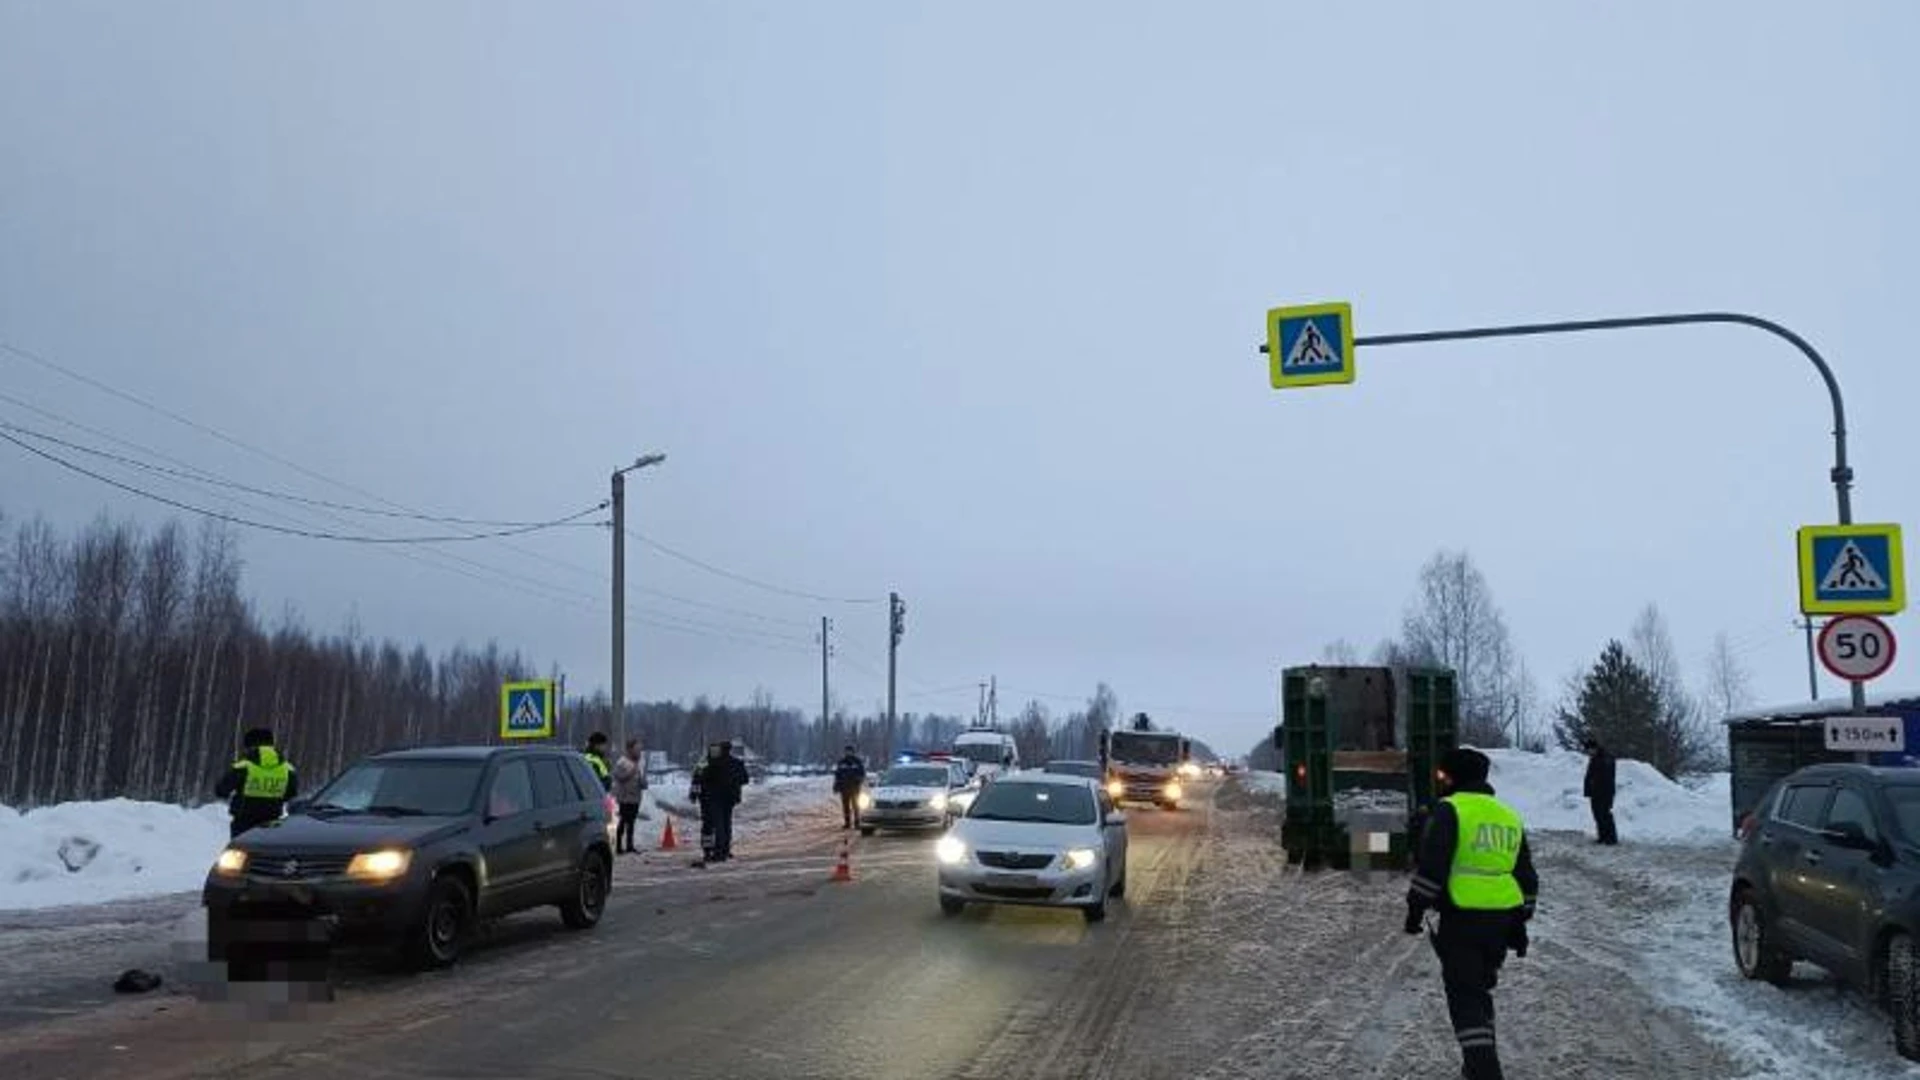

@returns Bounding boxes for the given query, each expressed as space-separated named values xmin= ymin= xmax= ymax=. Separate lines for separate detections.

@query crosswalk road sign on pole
xmin=1798 ymin=523 xmax=1905 ymax=616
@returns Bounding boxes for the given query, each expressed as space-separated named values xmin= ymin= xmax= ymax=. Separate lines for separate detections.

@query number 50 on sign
xmin=1817 ymin=615 xmax=1897 ymax=683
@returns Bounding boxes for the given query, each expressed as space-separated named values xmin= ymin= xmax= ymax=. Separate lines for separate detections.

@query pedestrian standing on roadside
xmin=698 ymin=740 xmax=750 ymax=862
xmin=1405 ymin=747 xmax=1538 ymax=1080
xmin=612 ymin=738 xmax=647 ymax=854
xmin=833 ymin=745 xmax=867 ymax=830
xmin=1583 ymin=737 xmax=1618 ymax=845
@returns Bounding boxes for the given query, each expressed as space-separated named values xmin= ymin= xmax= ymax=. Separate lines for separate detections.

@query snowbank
xmin=0 ymin=799 xmax=231 ymax=912
xmin=1241 ymin=770 xmax=1287 ymax=796
xmin=1482 ymin=747 xmax=1729 ymax=845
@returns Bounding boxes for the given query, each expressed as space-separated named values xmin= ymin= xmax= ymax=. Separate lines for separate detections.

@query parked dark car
xmin=204 ymin=745 xmax=615 ymax=970
xmin=1730 ymin=763 xmax=1920 ymax=1060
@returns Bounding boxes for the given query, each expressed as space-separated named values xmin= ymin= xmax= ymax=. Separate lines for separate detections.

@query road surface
xmin=0 ymin=779 xmax=1871 ymax=1079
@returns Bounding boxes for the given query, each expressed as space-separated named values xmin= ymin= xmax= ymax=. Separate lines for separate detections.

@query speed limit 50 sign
xmin=1818 ymin=615 xmax=1898 ymax=683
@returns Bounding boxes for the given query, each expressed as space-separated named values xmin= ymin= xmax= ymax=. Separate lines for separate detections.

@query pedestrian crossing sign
xmin=500 ymin=680 xmax=557 ymax=740
xmin=1268 ymin=302 xmax=1356 ymax=389
xmin=1798 ymin=523 xmax=1905 ymax=616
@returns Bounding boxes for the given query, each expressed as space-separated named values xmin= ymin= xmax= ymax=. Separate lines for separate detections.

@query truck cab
xmin=1105 ymin=718 xmax=1188 ymax=810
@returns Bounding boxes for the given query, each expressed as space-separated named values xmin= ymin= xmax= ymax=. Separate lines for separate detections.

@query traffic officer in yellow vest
xmin=214 ymin=727 xmax=297 ymax=840
xmin=583 ymin=731 xmax=614 ymax=793
xmin=1405 ymin=747 xmax=1538 ymax=1080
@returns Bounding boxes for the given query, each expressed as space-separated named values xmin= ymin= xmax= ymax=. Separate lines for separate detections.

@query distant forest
xmin=0 ymin=512 xmax=1153 ymax=808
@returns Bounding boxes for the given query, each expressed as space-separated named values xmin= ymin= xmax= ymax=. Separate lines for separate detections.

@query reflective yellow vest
xmin=236 ymin=747 xmax=291 ymax=800
xmin=1445 ymin=792 xmax=1525 ymax=910
xmin=585 ymin=751 xmax=611 ymax=780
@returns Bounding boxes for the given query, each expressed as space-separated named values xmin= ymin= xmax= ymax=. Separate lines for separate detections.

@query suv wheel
xmin=407 ymin=874 xmax=472 ymax=970
xmin=1731 ymin=891 xmax=1792 ymax=985
xmin=1888 ymin=934 xmax=1920 ymax=1061
xmin=560 ymin=850 xmax=610 ymax=930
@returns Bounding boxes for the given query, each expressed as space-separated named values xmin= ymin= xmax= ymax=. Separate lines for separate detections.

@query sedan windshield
xmin=879 ymin=766 xmax=950 ymax=788
xmin=966 ymin=782 xmax=1096 ymax=825
xmin=308 ymin=760 xmax=485 ymax=817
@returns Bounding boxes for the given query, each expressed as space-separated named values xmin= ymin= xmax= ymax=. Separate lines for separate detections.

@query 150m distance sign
xmin=1816 ymin=615 xmax=1897 ymax=683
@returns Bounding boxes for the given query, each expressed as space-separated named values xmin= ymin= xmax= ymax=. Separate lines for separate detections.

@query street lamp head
xmin=634 ymin=453 xmax=667 ymax=469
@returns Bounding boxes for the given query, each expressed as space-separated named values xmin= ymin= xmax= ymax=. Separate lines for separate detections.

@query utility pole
xmin=610 ymin=454 xmax=665 ymax=745
xmin=818 ymin=617 xmax=833 ymax=756
xmin=1798 ymin=617 xmax=1821 ymax=701
xmin=887 ymin=592 xmax=904 ymax=761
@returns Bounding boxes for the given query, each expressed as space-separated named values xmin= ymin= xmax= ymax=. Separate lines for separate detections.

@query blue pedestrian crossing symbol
xmin=1267 ymin=302 xmax=1355 ymax=389
xmin=500 ymin=680 xmax=556 ymax=740
xmin=1798 ymin=524 xmax=1906 ymax=616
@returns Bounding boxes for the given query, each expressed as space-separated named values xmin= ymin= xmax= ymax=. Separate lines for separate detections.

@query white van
xmin=952 ymin=729 xmax=1020 ymax=783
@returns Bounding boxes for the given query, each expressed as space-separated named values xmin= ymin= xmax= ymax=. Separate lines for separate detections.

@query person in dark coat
xmin=214 ymin=727 xmax=297 ymax=840
xmin=696 ymin=742 xmax=751 ymax=863
xmin=1406 ymin=747 xmax=1538 ymax=1080
xmin=832 ymin=745 xmax=867 ymax=830
xmin=1583 ymin=737 xmax=1618 ymax=845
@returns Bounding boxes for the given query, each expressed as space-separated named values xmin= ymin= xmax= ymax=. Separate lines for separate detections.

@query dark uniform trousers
xmin=1432 ymin=910 xmax=1515 ymax=1080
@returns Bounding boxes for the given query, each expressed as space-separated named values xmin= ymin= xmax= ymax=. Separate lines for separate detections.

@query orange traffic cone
xmin=660 ymin=815 xmax=679 ymax=851
xmin=830 ymin=835 xmax=853 ymax=883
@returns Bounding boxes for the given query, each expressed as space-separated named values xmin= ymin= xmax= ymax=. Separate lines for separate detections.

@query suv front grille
xmin=247 ymin=853 xmax=354 ymax=880
xmin=976 ymin=851 xmax=1054 ymax=871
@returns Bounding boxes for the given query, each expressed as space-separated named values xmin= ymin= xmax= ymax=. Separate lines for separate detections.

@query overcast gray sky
xmin=3 ymin=2 xmax=1916 ymax=755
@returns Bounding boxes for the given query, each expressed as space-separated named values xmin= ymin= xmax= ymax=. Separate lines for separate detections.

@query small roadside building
xmin=1723 ymin=690 xmax=1920 ymax=835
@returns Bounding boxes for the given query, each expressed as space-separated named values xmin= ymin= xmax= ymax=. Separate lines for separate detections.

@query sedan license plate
xmin=985 ymin=872 xmax=1038 ymax=887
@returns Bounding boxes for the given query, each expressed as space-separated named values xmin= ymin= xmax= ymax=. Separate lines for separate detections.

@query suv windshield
xmin=1109 ymin=734 xmax=1181 ymax=765
xmin=966 ymin=782 xmax=1095 ymax=825
xmin=952 ymin=742 xmax=1007 ymax=766
xmin=1883 ymin=786 xmax=1920 ymax=843
xmin=308 ymin=759 xmax=486 ymax=817
xmin=880 ymin=766 xmax=950 ymax=787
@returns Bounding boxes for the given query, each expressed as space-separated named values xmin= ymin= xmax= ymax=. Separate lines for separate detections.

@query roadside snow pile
xmin=1242 ymin=771 xmax=1287 ymax=796
xmin=0 ymin=799 xmax=230 ymax=911
xmin=1482 ymin=747 xmax=1729 ymax=845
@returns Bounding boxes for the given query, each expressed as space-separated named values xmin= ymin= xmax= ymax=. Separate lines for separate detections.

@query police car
xmin=857 ymin=759 xmax=975 ymax=836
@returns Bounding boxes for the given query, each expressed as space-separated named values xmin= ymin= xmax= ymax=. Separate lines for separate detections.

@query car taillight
xmin=1736 ymin=813 xmax=1757 ymax=841
xmin=603 ymin=795 xmax=617 ymax=821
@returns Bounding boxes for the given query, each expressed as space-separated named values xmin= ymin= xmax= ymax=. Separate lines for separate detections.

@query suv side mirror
xmin=1823 ymin=821 xmax=1877 ymax=851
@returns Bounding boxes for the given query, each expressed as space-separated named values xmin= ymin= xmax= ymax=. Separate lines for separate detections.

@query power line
xmin=2 ymin=429 xmax=606 ymax=544
xmin=0 ymin=419 xmax=603 ymax=529
xmin=0 ymin=390 xmax=823 ymax=638
xmin=625 ymin=529 xmax=885 ymax=605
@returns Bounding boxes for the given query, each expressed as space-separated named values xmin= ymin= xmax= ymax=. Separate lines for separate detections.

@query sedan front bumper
xmin=938 ymin=861 xmax=1105 ymax=908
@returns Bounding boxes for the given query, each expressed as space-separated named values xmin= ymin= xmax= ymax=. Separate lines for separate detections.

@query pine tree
xmin=1554 ymin=640 xmax=1663 ymax=766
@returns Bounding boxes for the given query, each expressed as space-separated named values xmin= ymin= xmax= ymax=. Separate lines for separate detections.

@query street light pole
xmin=612 ymin=453 xmax=666 ymax=744
xmin=1268 ymin=310 xmax=1865 ymax=715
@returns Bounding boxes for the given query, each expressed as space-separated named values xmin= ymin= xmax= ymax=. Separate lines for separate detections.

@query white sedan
xmin=935 ymin=773 xmax=1128 ymax=922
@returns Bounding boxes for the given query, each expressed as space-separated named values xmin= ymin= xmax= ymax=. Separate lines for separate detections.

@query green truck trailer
xmin=1277 ymin=665 xmax=1459 ymax=871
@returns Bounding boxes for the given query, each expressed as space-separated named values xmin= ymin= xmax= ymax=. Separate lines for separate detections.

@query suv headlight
xmin=936 ymin=836 xmax=968 ymax=865
xmin=214 ymin=848 xmax=248 ymax=876
xmin=1064 ymin=848 xmax=1098 ymax=871
xmin=346 ymin=849 xmax=413 ymax=882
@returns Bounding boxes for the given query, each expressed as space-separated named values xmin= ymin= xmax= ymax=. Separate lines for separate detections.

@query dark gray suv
xmin=204 ymin=745 xmax=615 ymax=970
xmin=1730 ymin=763 xmax=1920 ymax=1060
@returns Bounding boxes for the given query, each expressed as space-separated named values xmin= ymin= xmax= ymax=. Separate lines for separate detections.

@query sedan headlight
xmin=950 ymin=790 xmax=976 ymax=811
xmin=1064 ymin=847 xmax=1098 ymax=871
xmin=1164 ymin=781 xmax=1183 ymax=800
xmin=856 ymin=791 xmax=874 ymax=810
xmin=346 ymin=849 xmax=413 ymax=882
xmin=214 ymin=848 xmax=248 ymax=876
xmin=936 ymin=836 xmax=968 ymax=865
xmin=929 ymin=792 xmax=949 ymax=811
